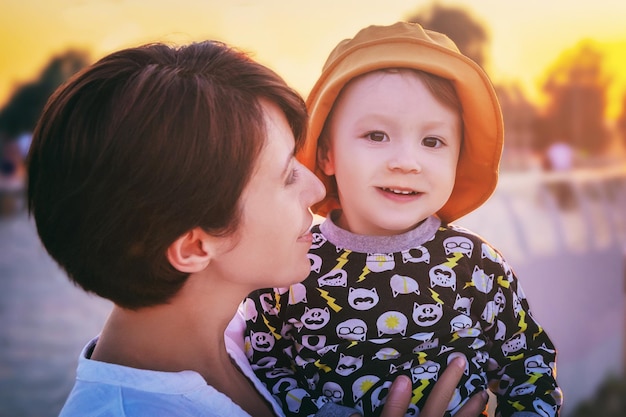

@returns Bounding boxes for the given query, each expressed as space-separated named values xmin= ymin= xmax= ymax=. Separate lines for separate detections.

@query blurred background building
xmin=1 ymin=2 xmax=625 ymax=416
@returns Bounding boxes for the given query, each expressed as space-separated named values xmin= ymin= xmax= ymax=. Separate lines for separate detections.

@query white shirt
xmin=58 ymin=318 xmax=284 ymax=417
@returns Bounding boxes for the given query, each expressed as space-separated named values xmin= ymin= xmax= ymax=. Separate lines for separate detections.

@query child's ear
xmin=317 ymin=142 xmax=335 ymax=176
xmin=166 ymin=227 xmax=215 ymax=273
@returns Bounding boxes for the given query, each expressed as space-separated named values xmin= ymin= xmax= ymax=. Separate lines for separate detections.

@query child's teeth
xmin=386 ymin=188 xmax=413 ymax=195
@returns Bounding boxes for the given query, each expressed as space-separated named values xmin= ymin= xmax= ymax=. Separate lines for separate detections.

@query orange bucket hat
xmin=298 ymin=21 xmax=504 ymax=223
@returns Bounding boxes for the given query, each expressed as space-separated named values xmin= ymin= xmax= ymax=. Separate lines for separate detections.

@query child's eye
xmin=422 ymin=137 xmax=443 ymax=148
xmin=366 ymin=131 xmax=389 ymax=142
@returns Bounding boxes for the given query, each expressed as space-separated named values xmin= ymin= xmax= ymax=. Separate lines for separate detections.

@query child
xmin=243 ymin=22 xmax=562 ymax=417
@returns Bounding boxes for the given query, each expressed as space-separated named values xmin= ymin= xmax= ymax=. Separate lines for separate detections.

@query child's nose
xmin=387 ymin=142 xmax=422 ymax=173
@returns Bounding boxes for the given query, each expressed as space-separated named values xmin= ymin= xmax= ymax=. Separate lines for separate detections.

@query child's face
xmin=319 ymin=70 xmax=461 ymax=236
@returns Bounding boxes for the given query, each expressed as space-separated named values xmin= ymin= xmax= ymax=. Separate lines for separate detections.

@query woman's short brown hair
xmin=27 ymin=41 xmax=307 ymax=309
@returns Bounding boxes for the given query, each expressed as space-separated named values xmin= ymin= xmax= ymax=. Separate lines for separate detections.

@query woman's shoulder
xmin=60 ymin=337 xmax=231 ymax=417
xmin=60 ymin=361 xmax=251 ymax=417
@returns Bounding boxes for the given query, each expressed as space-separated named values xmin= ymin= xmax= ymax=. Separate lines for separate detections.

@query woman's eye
xmin=422 ymin=137 xmax=443 ymax=148
xmin=366 ymin=131 xmax=388 ymax=142
xmin=286 ymin=167 xmax=299 ymax=185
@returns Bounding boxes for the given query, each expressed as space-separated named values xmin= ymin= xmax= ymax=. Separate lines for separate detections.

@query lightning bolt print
xmin=358 ymin=266 xmax=370 ymax=282
xmin=274 ymin=290 xmax=282 ymax=313
xmin=262 ymin=314 xmax=281 ymax=340
xmin=409 ymin=343 xmax=431 ymax=405
xmin=518 ymin=310 xmax=527 ymax=333
xmin=411 ymin=379 xmax=430 ymax=405
xmin=317 ymin=288 xmax=342 ymax=312
xmin=525 ymin=373 xmax=541 ymax=385
xmin=334 ymin=250 xmax=351 ymax=270
xmin=497 ymin=275 xmax=510 ymax=288
xmin=429 ymin=288 xmax=444 ymax=305
xmin=443 ymin=252 xmax=463 ymax=268
xmin=313 ymin=359 xmax=332 ymax=373
xmin=463 ymin=281 xmax=475 ymax=289
xmin=509 ymin=400 xmax=525 ymax=412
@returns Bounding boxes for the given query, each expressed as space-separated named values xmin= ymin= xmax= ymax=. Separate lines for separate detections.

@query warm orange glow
xmin=603 ymin=40 xmax=626 ymax=119
xmin=2 ymin=0 xmax=626 ymax=119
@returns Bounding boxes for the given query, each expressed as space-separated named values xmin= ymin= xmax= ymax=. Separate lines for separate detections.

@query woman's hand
xmin=380 ymin=358 xmax=488 ymax=417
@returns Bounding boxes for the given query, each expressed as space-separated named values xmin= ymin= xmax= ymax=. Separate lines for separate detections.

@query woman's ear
xmin=317 ymin=141 xmax=335 ymax=176
xmin=166 ymin=227 xmax=215 ymax=273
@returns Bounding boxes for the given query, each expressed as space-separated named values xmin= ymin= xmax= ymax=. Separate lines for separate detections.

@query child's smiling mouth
xmin=380 ymin=187 xmax=420 ymax=196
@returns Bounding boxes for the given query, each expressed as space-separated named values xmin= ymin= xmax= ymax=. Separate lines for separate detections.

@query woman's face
xmin=211 ymin=100 xmax=325 ymax=290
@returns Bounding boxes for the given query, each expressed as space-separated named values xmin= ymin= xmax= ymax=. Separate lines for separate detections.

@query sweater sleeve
xmin=243 ymin=287 xmax=322 ymax=416
xmin=480 ymin=254 xmax=563 ymax=417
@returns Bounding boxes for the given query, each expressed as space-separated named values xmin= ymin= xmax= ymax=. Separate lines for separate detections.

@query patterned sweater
xmin=244 ymin=215 xmax=562 ymax=417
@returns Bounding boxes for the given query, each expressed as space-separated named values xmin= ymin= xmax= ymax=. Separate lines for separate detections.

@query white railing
xmin=457 ymin=164 xmax=626 ymax=415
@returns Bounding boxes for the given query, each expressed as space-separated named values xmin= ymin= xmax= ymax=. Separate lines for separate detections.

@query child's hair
xmin=411 ymin=69 xmax=462 ymax=114
xmin=319 ymin=68 xmax=463 ymax=152
xmin=27 ymin=41 xmax=307 ymax=309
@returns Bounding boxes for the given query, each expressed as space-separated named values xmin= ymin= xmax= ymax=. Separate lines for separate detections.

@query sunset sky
xmin=3 ymin=0 xmax=626 ymax=118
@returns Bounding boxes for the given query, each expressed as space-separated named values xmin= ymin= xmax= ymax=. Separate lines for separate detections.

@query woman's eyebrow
xmin=281 ymin=146 xmax=296 ymax=178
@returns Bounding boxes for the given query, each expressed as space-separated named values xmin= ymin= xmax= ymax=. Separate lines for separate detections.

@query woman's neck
xmin=93 ymin=303 xmax=276 ymax=416
xmin=92 ymin=300 xmax=228 ymax=375
xmin=91 ymin=271 xmax=277 ymax=416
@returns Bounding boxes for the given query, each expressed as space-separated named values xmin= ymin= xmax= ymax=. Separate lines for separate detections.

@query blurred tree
xmin=406 ymin=4 xmax=544 ymax=170
xmin=616 ymin=93 xmax=626 ymax=149
xmin=536 ymin=41 xmax=611 ymax=155
xmin=571 ymin=375 xmax=626 ymax=417
xmin=406 ymin=3 xmax=489 ymax=67
xmin=0 ymin=50 xmax=89 ymax=143
xmin=495 ymin=83 xmax=539 ymax=170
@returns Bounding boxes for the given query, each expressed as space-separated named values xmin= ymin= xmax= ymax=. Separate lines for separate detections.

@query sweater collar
xmin=319 ymin=211 xmax=441 ymax=253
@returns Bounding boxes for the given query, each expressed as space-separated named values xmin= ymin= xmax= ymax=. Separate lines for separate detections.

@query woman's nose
xmin=304 ymin=165 xmax=326 ymax=205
